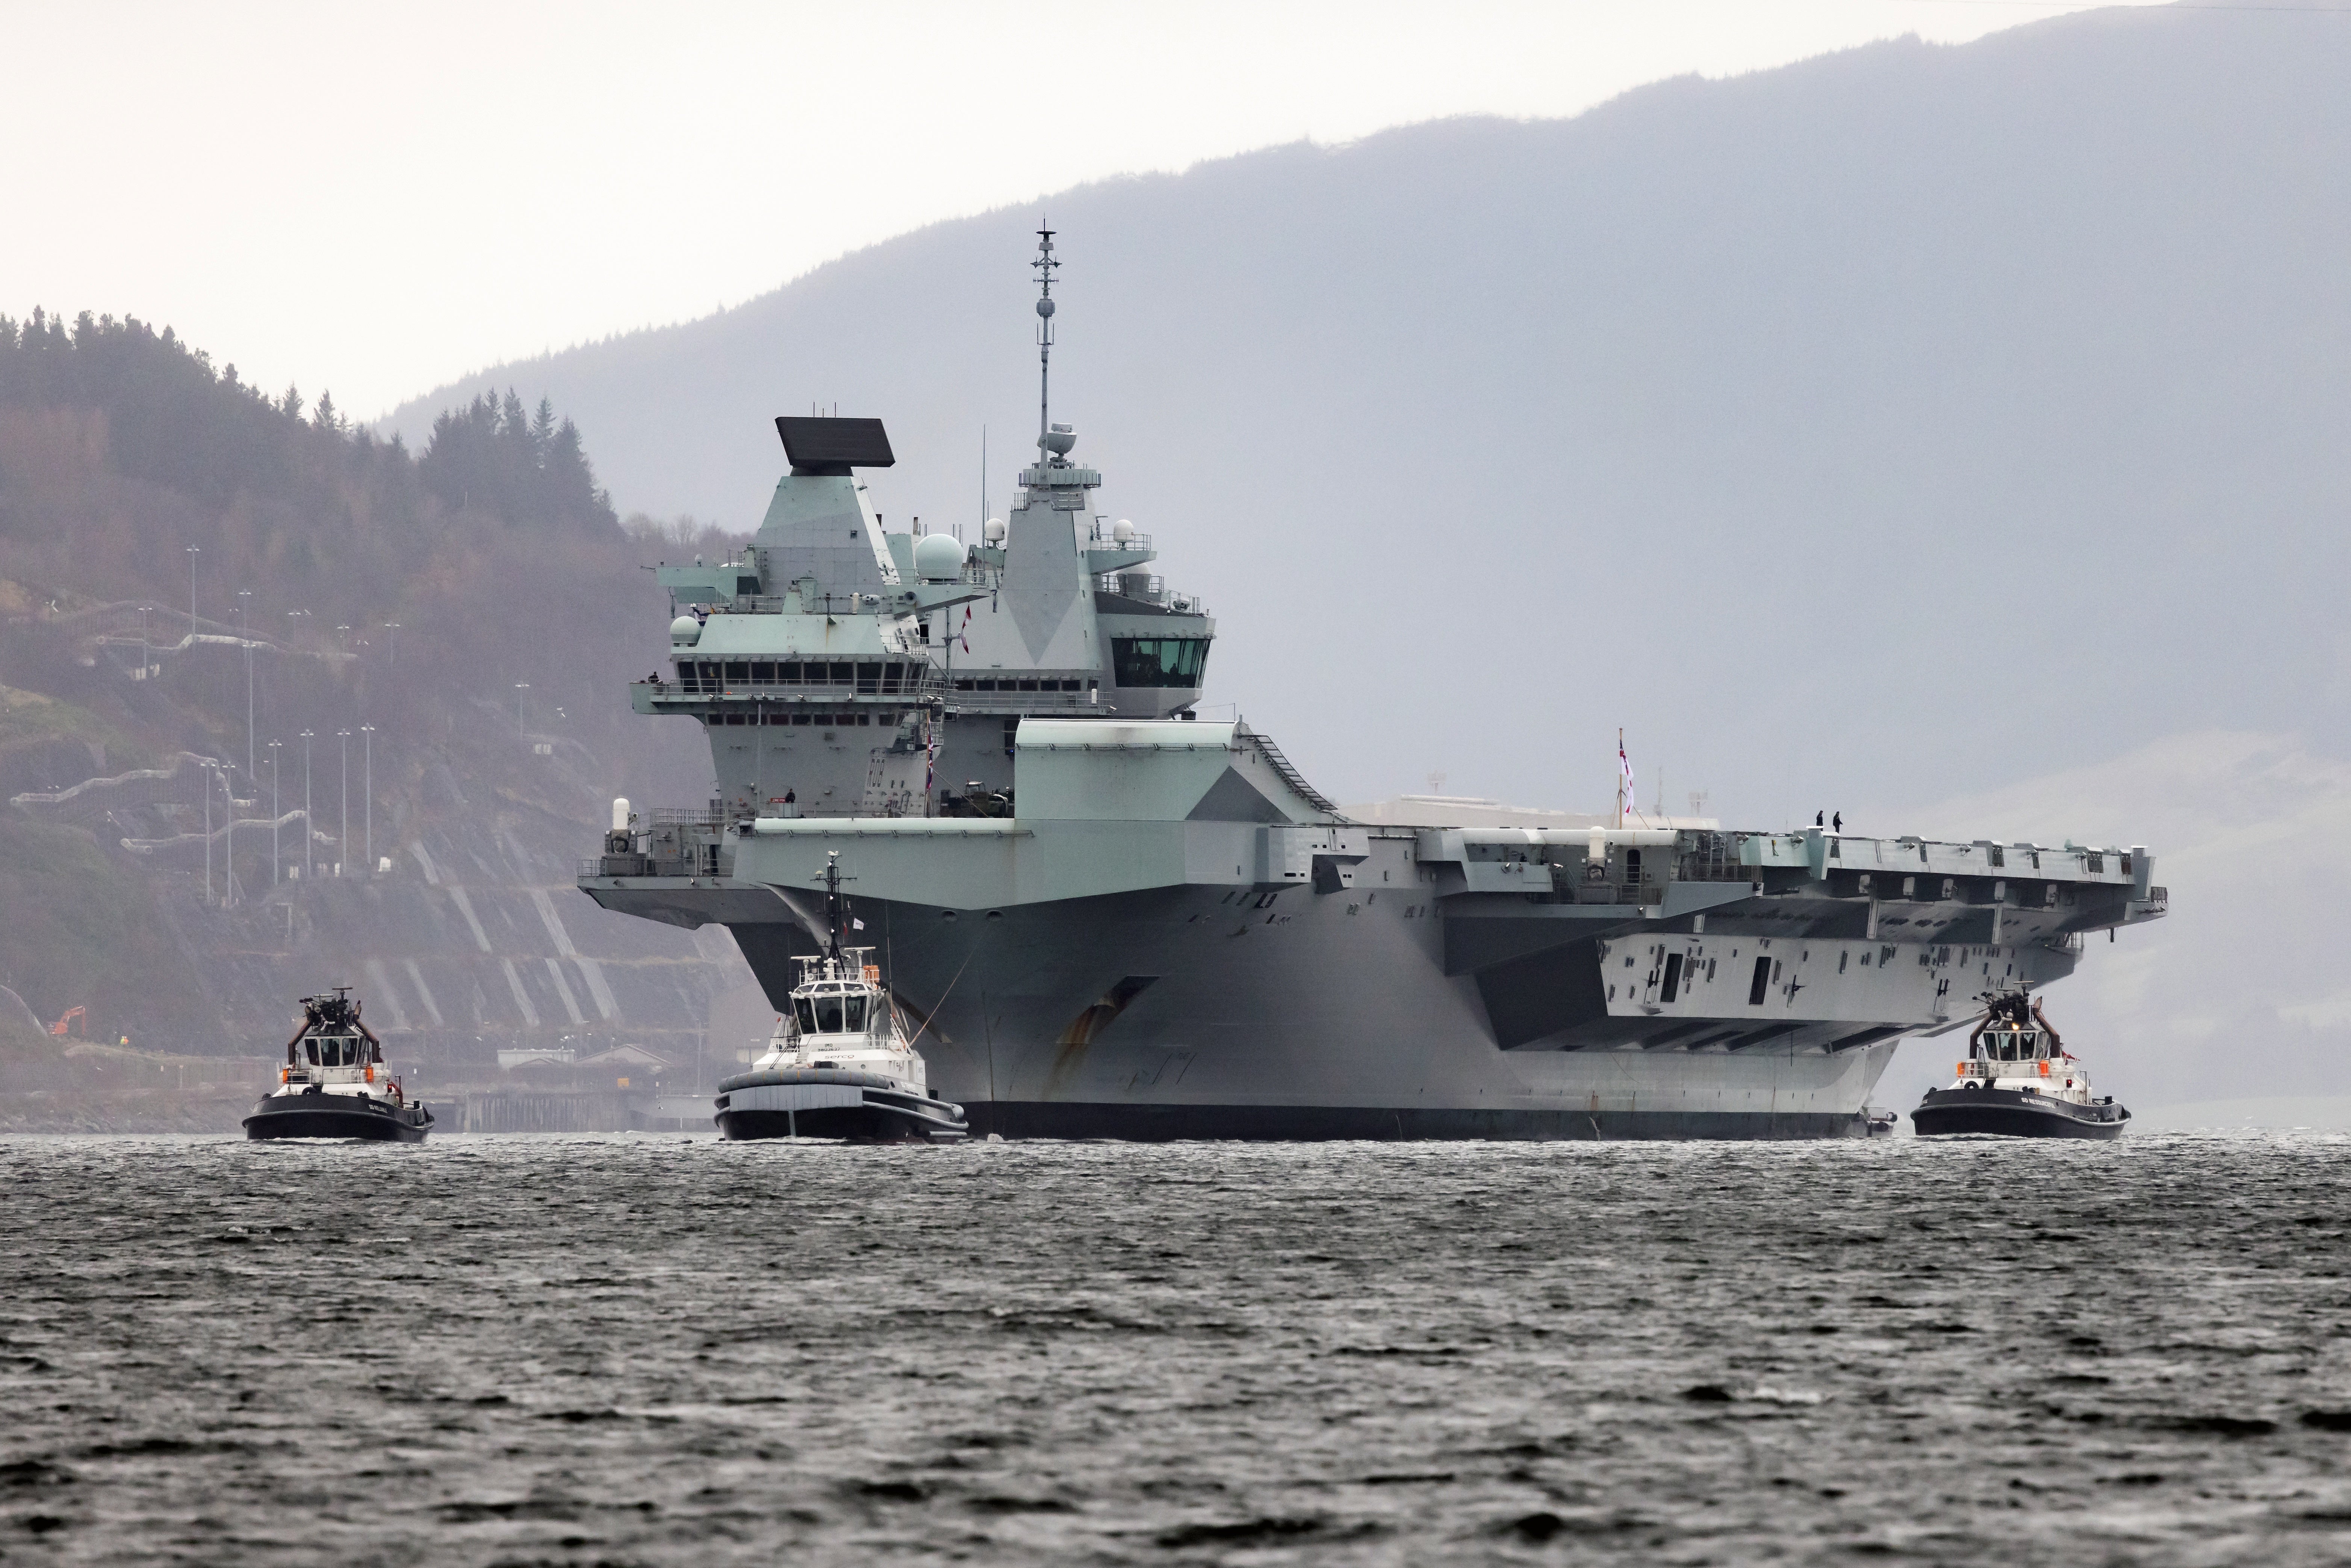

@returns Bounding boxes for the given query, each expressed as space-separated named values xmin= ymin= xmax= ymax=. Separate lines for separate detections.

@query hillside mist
xmin=0 ymin=312 xmax=741 ymax=1066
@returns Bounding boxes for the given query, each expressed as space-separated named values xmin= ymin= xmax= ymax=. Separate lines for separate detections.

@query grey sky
xmin=0 ymin=1 xmax=2150 ymax=418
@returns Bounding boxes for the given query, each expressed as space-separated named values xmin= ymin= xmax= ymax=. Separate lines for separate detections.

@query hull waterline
xmin=1912 ymin=1086 xmax=2126 ymax=1140
xmin=244 ymin=1095 xmax=433 ymax=1142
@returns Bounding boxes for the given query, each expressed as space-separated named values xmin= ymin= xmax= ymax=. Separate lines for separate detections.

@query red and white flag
xmin=1618 ymin=738 xmax=1637 ymax=826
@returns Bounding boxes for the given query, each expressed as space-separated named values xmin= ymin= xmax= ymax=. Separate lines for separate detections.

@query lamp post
xmin=185 ymin=546 xmax=199 ymax=645
xmin=360 ymin=724 xmax=375 ymax=875
xmin=203 ymin=758 xmax=212 ymax=904
xmin=139 ymin=606 xmax=149 ymax=677
xmin=515 ymin=683 xmax=529 ymax=738
xmin=337 ymin=730 xmax=350 ymax=877
xmin=238 ymin=590 xmax=254 ymax=784
xmin=300 ymin=730 xmax=314 ymax=882
xmin=268 ymin=739 xmax=283 ymax=885
xmin=220 ymin=764 xmax=235 ymax=907
xmin=383 ymin=622 xmax=399 ymax=665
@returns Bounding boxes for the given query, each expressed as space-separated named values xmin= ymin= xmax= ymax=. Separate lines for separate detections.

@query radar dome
xmin=670 ymin=615 xmax=701 ymax=646
xmin=1041 ymin=422 xmax=1077 ymax=458
xmin=1036 ymin=297 xmax=1056 ymax=318
xmin=1112 ymin=519 xmax=1135 ymax=544
xmin=914 ymin=533 xmax=967 ymax=581
xmin=983 ymin=517 xmax=1008 ymax=543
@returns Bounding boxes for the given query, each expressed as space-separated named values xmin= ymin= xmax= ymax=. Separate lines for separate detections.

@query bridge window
xmin=780 ymin=662 xmax=802 ymax=683
xmin=791 ymin=713 xmax=811 ymax=726
xmin=881 ymin=663 xmax=902 ymax=694
xmin=811 ymin=996 xmax=844 ymax=1033
xmin=752 ymin=662 xmax=774 ymax=682
xmin=828 ymin=662 xmax=853 ymax=684
xmin=1112 ymin=637 xmax=1210 ymax=687
xmin=725 ymin=662 xmax=750 ymax=683
xmin=857 ymin=663 xmax=882 ymax=693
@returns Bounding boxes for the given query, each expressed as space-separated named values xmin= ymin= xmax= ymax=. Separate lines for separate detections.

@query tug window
xmin=842 ymin=996 xmax=868 ymax=1033
xmin=1111 ymin=637 xmax=1210 ymax=687
xmin=793 ymin=999 xmax=818 ymax=1033
xmin=812 ymin=996 xmax=846 ymax=1034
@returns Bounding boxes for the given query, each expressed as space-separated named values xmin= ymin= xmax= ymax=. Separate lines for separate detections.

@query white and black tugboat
xmin=244 ymin=987 xmax=433 ymax=1142
xmin=713 ymin=854 xmax=967 ymax=1143
xmin=1911 ymin=991 xmax=2127 ymax=1139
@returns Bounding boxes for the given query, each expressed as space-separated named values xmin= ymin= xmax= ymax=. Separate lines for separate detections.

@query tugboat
xmin=1911 ymin=990 xmax=2127 ymax=1139
xmin=244 ymin=987 xmax=433 ymax=1142
xmin=714 ymin=854 xmax=968 ymax=1142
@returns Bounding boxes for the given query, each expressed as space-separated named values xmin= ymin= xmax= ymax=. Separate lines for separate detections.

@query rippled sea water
xmin=6 ymin=1132 xmax=2351 ymax=1565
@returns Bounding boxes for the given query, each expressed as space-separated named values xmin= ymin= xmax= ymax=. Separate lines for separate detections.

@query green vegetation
xmin=0 ymin=308 xmax=694 ymax=1056
xmin=0 ymin=812 xmax=199 ymax=1043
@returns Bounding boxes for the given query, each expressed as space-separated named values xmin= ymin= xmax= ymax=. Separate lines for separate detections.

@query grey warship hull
xmin=587 ymin=723 xmax=2165 ymax=1142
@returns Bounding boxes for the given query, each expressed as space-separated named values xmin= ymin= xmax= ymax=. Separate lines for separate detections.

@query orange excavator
xmin=47 ymin=1006 xmax=86 ymax=1038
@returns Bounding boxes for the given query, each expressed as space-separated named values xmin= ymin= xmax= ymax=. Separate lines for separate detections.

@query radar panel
xmin=775 ymin=416 xmax=895 ymax=473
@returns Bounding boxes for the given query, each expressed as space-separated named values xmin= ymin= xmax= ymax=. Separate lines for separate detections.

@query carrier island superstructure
xmin=580 ymin=230 xmax=2168 ymax=1139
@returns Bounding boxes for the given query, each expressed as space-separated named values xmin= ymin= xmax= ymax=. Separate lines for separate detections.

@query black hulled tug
xmin=244 ymin=987 xmax=433 ymax=1142
xmin=1911 ymin=990 xmax=2128 ymax=1140
xmin=713 ymin=853 xmax=967 ymax=1143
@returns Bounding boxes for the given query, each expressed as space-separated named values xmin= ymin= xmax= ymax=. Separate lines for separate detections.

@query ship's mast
xmin=821 ymin=851 xmax=846 ymax=963
xmin=1034 ymin=224 xmax=1059 ymax=458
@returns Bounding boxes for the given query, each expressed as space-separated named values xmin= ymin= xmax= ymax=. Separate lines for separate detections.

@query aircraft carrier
xmin=579 ymin=230 xmax=2167 ymax=1139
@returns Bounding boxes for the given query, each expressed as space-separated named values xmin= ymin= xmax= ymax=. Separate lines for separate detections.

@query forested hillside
xmin=0 ymin=310 xmax=741 ymax=1066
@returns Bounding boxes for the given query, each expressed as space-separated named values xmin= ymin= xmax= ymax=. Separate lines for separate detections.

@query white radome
xmin=914 ymin=534 xmax=966 ymax=580
xmin=670 ymin=615 xmax=701 ymax=646
xmin=983 ymin=517 xmax=1008 ymax=544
